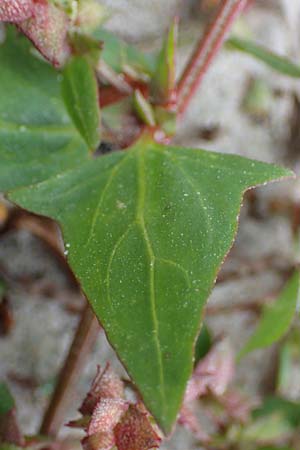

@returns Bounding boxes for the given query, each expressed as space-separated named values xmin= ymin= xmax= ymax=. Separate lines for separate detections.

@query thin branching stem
xmin=40 ymin=303 xmax=100 ymax=437
xmin=177 ymin=0 xmax=247 ymax=116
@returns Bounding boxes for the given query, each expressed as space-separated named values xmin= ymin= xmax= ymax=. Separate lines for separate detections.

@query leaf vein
xmin=137 ymin=147 xmax=167 ymax=412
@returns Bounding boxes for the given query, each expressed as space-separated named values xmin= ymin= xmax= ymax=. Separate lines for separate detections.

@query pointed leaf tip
xmin=150 ymin=19 xmax=178 ymax=106
xmin=0 ymin=33 xmax=294 ymax=435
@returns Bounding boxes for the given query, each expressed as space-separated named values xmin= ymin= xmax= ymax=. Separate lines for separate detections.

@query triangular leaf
xmin=0 ymin=30 xmax=293 ymax=434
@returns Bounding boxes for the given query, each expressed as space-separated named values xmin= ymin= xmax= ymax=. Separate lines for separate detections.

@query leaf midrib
xmin=137 ymin=145 xmax=167 ymax=413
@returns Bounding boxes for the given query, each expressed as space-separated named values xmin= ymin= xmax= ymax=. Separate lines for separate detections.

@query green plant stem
xmin=40 ymin=302 xmax=100 ymax=437
xmin=177 ymin=0 xmax=247 ymax=115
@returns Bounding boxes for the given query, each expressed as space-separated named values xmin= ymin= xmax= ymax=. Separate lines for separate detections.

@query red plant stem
xmin=40 ymin=303 xmax=100 ymax=437
xmin=177 ymin=0 xmax=247 ymax=115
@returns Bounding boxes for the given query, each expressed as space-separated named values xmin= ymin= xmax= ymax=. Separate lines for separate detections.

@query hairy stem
xmin=40 ymin=303 xmax=100 ymax=437
xmin=177 ymin=0 xmax=247 ymax=115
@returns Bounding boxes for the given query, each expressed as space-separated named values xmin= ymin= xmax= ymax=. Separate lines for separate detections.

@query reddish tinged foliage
xmin=0 ymin=0 xmax=71 ymax=66
xmin=70 ymin=365 xmax=160 ymax=450
xmin=80 ymin=364 xmax=125 ymax=416
xmin=83 ymin=399 xmax=128 ymax=450
xmin=114 ymin=405 xmax=161 ymax=450
xmin=220 ymin=390 xmax=255 ymax=424
xmin=178 ymin=339 xmax=235 ymax=441
xmin=185 ymin=339 xmax=234 ymax=402
xmin=0 ymin=0 xmax=33 ymax=22
xmin=178 ymin=405 xmax=210 ymax=442
xmin=82 ymin=431 xmax=115 ymax=450
xmin=18 ymin=0 xmax=71 ymax=67
xmin=0 ymin=408 xmax=25 ymax=447
xmin=100 ymin=82 xmax=148 ymax=109
xmin=88 ymin=398 xmax=128 ymax=435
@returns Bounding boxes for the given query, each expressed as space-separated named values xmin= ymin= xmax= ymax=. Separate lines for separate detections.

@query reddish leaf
xmin=82 ymin=397 xmax=128 ymax=450
xmin=18 ymin=0 xmax=71 ymax=66
xmin=80 ymin=365 xmax=125 ymax=416
xmin=0 ymin=0 xmax=33 ymax=22
xmin=70 ymin=365 xmax=161 ymax=450
xmin=185 ymin=339 xmax=235 ymax=402
xmin=220 ymin=390 xmax=255 ymax=424
xmin=88 ymin=398 xmax=128 ymax=435
xmin=82 ymin=431 xmax=114 ymax=450
xmin=114 ymin=405 xmax=161 ymax=450
xmin=0 ymin=408 xmax=24 ymax=446
xmin=178 ymin=405 xmax=210 ymax=442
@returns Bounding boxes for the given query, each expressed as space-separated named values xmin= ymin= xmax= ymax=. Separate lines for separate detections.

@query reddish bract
xmin=82 ymin=431 xmax=115 ymax=450
xmin=114 ymin=405 xmax=161 ymax=450
xmin=80 ymin=364 xmax=125 ymax=416
xmin=178 ymin=405 xmax=210 ymax=442
xmin=70 ymin=365 xmax=161 ymax=450
xmin=0 ymin=0 xmax=33 ymax=22
xmin=185 ymin=339 xmax=234 ymax=402
xmin=88 ymin=398 xmax=128 ymax=435
xmin=18 ymin=0 xmax=71 ymax=67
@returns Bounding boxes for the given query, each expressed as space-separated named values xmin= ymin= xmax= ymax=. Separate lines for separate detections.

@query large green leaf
xmin=239 ymin=271 xmax=300 ymax=358
xmin=0 ymin=29 xmax=292 ymax=434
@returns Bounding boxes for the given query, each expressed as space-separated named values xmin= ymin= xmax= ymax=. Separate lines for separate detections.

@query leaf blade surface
xmin=0 ymin=30 xmax=293 ymax=434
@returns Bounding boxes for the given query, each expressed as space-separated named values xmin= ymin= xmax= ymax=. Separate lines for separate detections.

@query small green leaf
xmin=154 ymin=106 xmax=176 ymax=137
xmin=240 ymin=414 xmax=292 ymax=443
xmin=62 ymin=55 xmax=101 ymax=151
xmin=93 ymin=28 xmax=156 ymax=78
xmin=0 ymin=384 xmax=14 ymax=416
xmin=242 ymin=78 xmax=273 ymax=120
xmin=150 ymin=19 xmax=177 ymax=105
xmin=253 ymin=396 xmax=300 ymax=429
xmin=227 ymin=36 xmax=300 ymax=78
xmin=0 ymin=29 xmax=293 ymax=434
xmin=133 ymin=90 xmax=156 ymax=127
xmin=238 ymin=271 xmax=300 ymax=358
xmin=194 ymin=323 xmax=212 ymax=365
xmin=69 ymin=33 xmax=102 ymax=66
